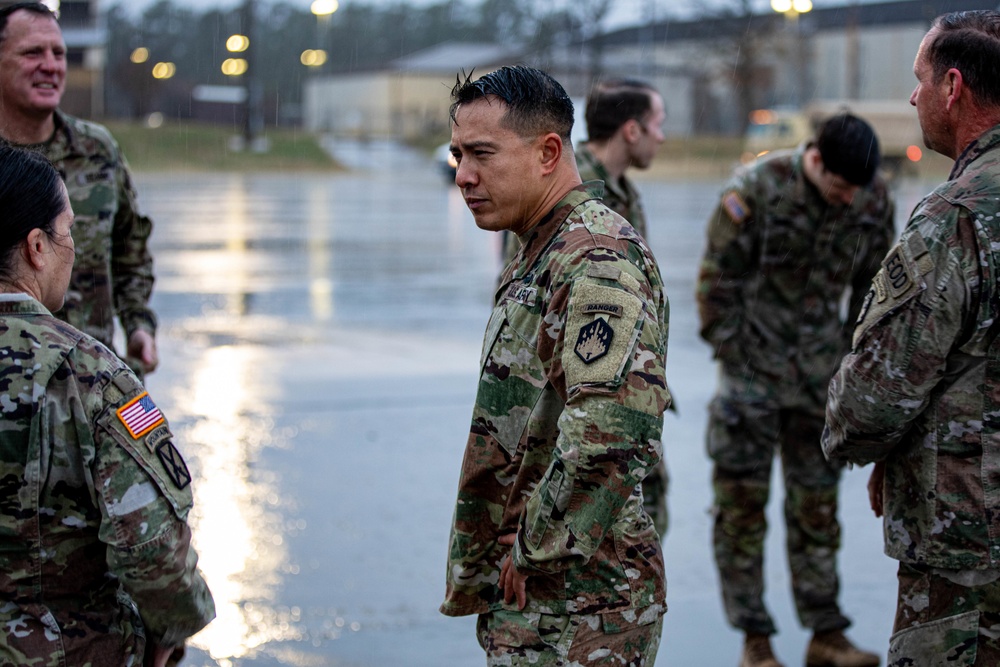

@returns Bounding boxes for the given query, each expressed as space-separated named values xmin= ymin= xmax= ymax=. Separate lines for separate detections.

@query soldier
xmin=0 ymin=145 xmax=214 ymax=666
xmin=0 ymin=2 xmax=158 ymax=376
xmin=697 ymin=114 xmax=893 ymax=667
xmin=824 ymin=10 xmax=1000 ymax=666
xmin=501 ymin=79 xmax=672 ymax=538
xmin=441 ymin=65 xmax=670 ymax=665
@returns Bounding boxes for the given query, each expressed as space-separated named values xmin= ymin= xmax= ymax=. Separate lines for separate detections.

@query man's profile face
xmin=910 ymin=28 xmax=952 ymax=158
xmin=450 ymin=97 xmax=544 ymax=234
xmin=629 ymin=92 xmax=666 ymax=170
xmin=0 ymin=11 xmax=66 ymax=120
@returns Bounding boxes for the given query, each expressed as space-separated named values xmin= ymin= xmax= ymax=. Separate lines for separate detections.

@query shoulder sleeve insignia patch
xmin=722 ymin=191 xmax=750 ymax=224
xmin=575 ymin=319 xmax=614 ymax=364
xmin=117 ymin=392 xmax=165 ymax=439
xmin=155 ymin=441 xmax=192 ymax=490
xmin=580 ymin=303 xmax=624 ymax=318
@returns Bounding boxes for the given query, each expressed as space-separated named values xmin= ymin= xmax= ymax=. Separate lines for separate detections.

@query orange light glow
xmin=906 ymin=145 xmax=922 ymax=162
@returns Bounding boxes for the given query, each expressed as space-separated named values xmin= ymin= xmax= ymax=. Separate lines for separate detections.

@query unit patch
xmin=575 ymin=319 xmax=614 ymax=364
xmin=581 ymin=303 xmax=624 ymax=318
xmin=722 ymin=191 xmax=750 ymax=224
xmin=156 ymin=442 xmax=192 ymax=490
xmin=145 ymin=425 xmax=172 ymax=453
xmin=117 ymin=392 xmax=165 ymax=439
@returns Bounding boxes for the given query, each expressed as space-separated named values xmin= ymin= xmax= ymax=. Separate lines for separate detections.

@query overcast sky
xmin=111 ymin=0 xmax=893 ymax=30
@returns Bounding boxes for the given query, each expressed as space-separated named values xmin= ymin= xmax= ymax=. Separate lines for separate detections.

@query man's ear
xmin=621 ymin=118 xmax=642 ymax=144
xmin=22 ymin=228 xmax=47 ymax=271
xmin=944 ymin=68 xmax=963 ymax=111
xmin=538 ymin=132 xmax=563 ymax=176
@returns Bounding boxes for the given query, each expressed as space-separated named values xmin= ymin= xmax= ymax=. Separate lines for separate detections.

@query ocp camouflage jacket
xmin=442 ymin=183 xmax=670 ymax=620
xmin=825 ymin=125 xmax=1000 ymax=570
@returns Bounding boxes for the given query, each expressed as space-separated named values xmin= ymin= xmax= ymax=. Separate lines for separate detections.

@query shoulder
xmin=58 ymin=112 xmax=123 ymax=161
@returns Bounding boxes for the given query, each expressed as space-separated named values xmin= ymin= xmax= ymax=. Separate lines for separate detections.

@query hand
xmin=498 ymin=533 xmax=529 ymax=610
xmin=868 ymin=461 xmax=886 ymax=518
xmin=143 ymin=642 xmax=176 ymax=667
xmin=127 ymin=329 xmax=159 ymax=375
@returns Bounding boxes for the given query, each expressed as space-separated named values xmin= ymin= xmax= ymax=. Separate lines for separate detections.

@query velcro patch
xmin=587 ymin=264 xmax=622 ymax=281
xmin=581 ymin=303 xmax=624 ymax=318
xmin=117 ymin=392 xmax=165 ymax=439
xmin=575 ymin=319 xmax=614 ymax=364
xmin=156 ymin=442 xmax=192 ymax=490
xmin=722 ymin=191 xmax=750 ymax=224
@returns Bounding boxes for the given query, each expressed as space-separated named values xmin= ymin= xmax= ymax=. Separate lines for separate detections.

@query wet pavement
xmin=136 ymin=140 xmax=940 ymax=666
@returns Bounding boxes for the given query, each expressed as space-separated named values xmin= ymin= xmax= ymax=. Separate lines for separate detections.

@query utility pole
xmin=242 ymin=0 xmax=264 ymax=149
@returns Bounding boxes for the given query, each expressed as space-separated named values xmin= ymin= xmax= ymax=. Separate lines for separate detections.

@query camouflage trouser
xmin=642 ymin=460 xmax=669 ymax=539
xmin=889 ymin=563 xmax=1000 ymax=667
xmin=477 ymin=608 xmax=664 ymax=666
xmin=707 ymin=394 xmax=849 ymax=636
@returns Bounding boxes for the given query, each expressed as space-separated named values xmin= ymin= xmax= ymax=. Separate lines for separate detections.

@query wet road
xmin=137 ymin=141 xmax=938 ymax=667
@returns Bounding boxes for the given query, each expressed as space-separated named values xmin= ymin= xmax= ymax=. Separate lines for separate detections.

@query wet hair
xmin=928 ymin=10 xmax=1000 ymax=108
xmin=585 ymin=79 xmax=660 ymax=142
xmin=816 ymin=113 xmax=880 ymax=186
xmin=450 ymin=65 xmax=574 ymax=143
xmin=0 ymin=144 xmax=67 ymax=280
xmin=0 ymin=3 xmax=57 ymax=47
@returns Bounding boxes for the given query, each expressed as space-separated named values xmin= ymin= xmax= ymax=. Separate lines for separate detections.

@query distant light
xmin=130 ymin=47 xmax=149 ymax=64
xmin=41 ymin=0 xmax=59 ymax=14
xmin=146 ymin=112 xmax=165 ymax=129
xmin=771 ymin=0 xmax=792 ymax=12
xmin=311 ymin=0 xmax=339 ymax=16
xmin=226 ymin=34 xmax=249 ymax=53
xmin=792 ymin=0 xmax=813 ymax=12
xmin=221 ymin=58 xmax=249 ymax=76
xmin=152 ymin=62 xmax=176 ymax=79
xmin=749 ymin=109 xmax=775 ymax=125
xmin=300 ymin=49 xmax=328 ymax=67
xmin=906 ymin=145 xmax=923 ymax=162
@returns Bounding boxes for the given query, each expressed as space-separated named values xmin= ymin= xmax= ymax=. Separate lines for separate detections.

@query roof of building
xmin=389 ymin=42 xmax=525 ymax=73
xmin=598 ymin=0 xmax=1000 ymax=47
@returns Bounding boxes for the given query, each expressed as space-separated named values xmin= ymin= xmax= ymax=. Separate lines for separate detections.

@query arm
xmin=94 ymin=367 xmax=215 ymax=645
xmin=823 ymin=209 xmax=979 ymax=465
xmin=696 ymin=179 xmax=757 ymax=367
xmin=510 ymin=260 xmax=669 ymax=576
xmin=110 ymin=147 xmax=158 ymax=373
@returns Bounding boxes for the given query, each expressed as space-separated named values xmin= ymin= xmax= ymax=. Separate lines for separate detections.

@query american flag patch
xmin=722 ymin=191 xmax=750 ymax=224
xmin=117 ymin=392 xmax=165 ymax=439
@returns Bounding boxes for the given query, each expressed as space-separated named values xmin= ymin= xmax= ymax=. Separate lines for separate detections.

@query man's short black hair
xmin=928 ymin=10 xmax=1000 ymax=108
xmin=816 ymin=113 xmax=880 ymax=186
xmin=0 ymin=3 xmax=56 ymax=46
xmin=449 ymin=65 xmax=574 ymax=144
xmin=585 ymin=79 xmax=659 ymax=142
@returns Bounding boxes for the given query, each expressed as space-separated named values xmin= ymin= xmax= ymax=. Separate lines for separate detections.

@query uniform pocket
xmin=888 ymin=609 xmax=978 ymax=667
xmin=525 ymin=461 xmax=566 ymax=550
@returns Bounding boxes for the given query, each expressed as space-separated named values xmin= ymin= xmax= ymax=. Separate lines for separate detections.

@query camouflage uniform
xmin=0 ymin=295 xmax=215 ymax=664
xmin=32 ymin=110 xmax=155 ymax=357
xmin=824 ymin=124 xmax=1000 ymax=665
xmin=503 ymin=145 xmax=668 ymax=539
xmin=696 ymin=147 xmax=894 ymax=636
xmin=443 ymin=183 xmax=670 ymax=664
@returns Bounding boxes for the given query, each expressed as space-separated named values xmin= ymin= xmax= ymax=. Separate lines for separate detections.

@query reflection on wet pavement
xmin=136 ymin=145 xmax=938 ymax=666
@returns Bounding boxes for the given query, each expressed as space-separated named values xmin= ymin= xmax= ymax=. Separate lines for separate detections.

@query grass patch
xmin=102 ymin=120 xmax=343 ymax=172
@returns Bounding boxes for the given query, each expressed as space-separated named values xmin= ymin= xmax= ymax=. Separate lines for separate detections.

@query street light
xmin=151 ymin=62 xmax=176 ymax=80
xmin=311 ymin=0 xmax=338 ymax=16
xmin=130 ymin=47 xmax=149 ymax=64
xmin=300 ymin=49 xmax=328 ymax=67
xmin=221 ymin=58 xmax=249 ymax=77
xmin=771 ymin=0 xmax=812 ymax=14
xmin=226 ymin=34 xmax=250 ymax=53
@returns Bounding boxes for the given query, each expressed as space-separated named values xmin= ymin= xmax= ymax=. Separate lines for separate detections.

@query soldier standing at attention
xmin=502 ymin=79 xmax=672 ymax=539
xmin=0 ymin=145 xmax=214 ymax=667
xmin=441 ymin=65 xmax=670 ymax=665
xmin=824 ymin=10 xmax=1000 ymax=665
xmin=697 ymin=114 xmax=893 ymax=667
xmin=0 ymin=2 xmax=158 ymax=377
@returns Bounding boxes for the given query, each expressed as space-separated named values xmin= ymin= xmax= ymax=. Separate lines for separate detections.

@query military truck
xmin=743 ymin=100 xmax=925 ymax=178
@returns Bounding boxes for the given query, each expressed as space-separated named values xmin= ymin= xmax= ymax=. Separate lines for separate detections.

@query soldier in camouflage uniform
xmin=823 ymin=11 xmax=1000 ymax=666
xmin=697 ymin=114 xmax=892 ymax=667
xmin=500 ymin=79 xmax=672 ymax=540
xmin=441 ymin=66 xmax=670 ymax=666
xmin=0 ymin=145 xmax=214 ymax=666
xmin=0 ymin=3 xmax=158 ymax=377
